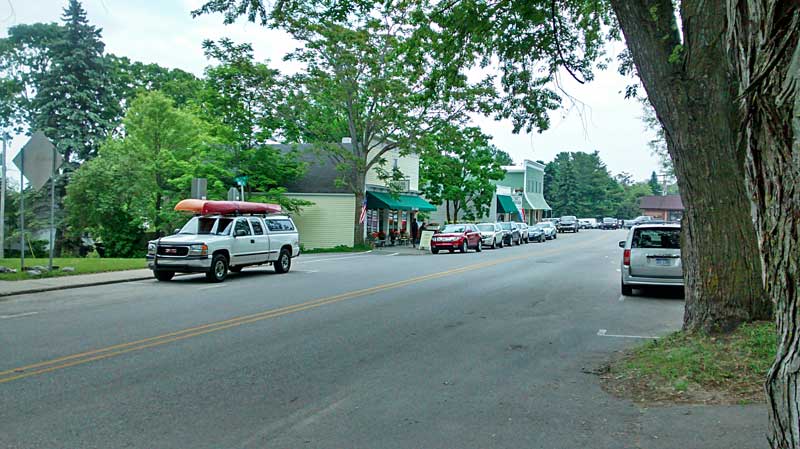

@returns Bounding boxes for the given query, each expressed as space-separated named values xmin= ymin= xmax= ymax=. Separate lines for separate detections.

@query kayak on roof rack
xmin=174 ymin=199 xmax=282 ymax=216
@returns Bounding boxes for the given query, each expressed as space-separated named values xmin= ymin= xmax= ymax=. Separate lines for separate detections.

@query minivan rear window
xmin=632 ymin=228 xmax=680 ymax=249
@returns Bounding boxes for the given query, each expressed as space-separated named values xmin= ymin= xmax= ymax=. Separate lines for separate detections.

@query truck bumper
xmin=147 ymin=255 xmax=212 ymax=272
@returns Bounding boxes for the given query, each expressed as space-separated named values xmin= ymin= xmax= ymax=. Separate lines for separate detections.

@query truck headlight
xmin=189 ymin=244 xmax=208 ymax=256
xmin=147 ymin=243 xmax=156 ymax=255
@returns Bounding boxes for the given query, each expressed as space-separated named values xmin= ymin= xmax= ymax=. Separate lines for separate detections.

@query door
xmin=629 ymin=227 xmax=682 ymax=278
xmin=231 ymin=218 xmax=256 ymax=265
xmin=248 ymin=218 xmax=271 ymax=263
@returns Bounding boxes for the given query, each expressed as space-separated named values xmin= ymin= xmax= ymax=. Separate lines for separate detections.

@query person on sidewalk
xmin=411 ymin=216 xmax=419 ymax=247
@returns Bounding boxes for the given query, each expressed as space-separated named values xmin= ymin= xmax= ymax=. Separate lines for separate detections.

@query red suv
xmin=430 ymin=224 xmax=483 ymax=254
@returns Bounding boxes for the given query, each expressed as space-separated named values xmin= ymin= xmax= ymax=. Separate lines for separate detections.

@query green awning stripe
xmin=366 ymin=191 xmax=437 ymax=212
xmin=497 ymin=195 xmax=519 ymax=214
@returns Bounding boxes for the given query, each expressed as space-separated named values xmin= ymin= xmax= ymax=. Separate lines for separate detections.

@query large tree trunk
xmin=610 ymin=0 xmax=770 ymax=333
xmin=353 ymin=171 xmax=367 ymax=246
xmin=728 ymin=2 xmax=800 ymax=446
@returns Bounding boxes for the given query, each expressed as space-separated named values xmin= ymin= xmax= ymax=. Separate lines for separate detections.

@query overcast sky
xmin=1 ymin=0 xmax=662 ymax=181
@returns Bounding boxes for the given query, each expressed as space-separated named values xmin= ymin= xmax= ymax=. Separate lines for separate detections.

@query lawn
xmin=300 ymin=244 xmax=372 ymax=254
xmin=0 ymin=258 xmax=146 ymax=281
xmin=602 ymin=321 xmax=776 ymax=404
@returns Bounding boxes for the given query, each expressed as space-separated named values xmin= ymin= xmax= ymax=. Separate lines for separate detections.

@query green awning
xmin=524 ymin=193 xmax=552 ymax=211
xmin=497 ymin=195 xmax=519 ymax=214
xmin=366 ymin=191 xmax=437 ymax=212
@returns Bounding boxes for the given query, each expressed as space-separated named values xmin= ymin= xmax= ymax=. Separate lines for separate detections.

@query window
xmin=234 ymin=219 xmax=252 ymax=236
xmin=393 ymin=158 xmax=399 ymax=169
xmin=249 ymin=218 xmax=264 ymax=235
xmin=632 ymin=228 xmax=680 ymax=249
xmin=266 ymin=219 xmax=295 ymax=232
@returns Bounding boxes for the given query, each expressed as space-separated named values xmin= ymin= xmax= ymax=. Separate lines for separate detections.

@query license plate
xmin=655 ymin=258 xmax=671 ymax=266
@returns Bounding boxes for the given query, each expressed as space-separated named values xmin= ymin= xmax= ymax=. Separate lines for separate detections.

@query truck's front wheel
xmin=206 ymin=254 xmax=228 ymax=282
xmin=154 ymin=270 xmax=174 ymax=282
xmin=274 ymin=249 xmax=291 ymax=274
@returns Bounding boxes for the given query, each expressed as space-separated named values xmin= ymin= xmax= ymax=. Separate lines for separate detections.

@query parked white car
xmin=147 ymin=215 xmax=300 ymax=282
xmin=535 ymin=222 xmax=557 ymax=240
xmin=619 ymin=223 xmax=683 ymax=295
xmin=477 ymin=223 xmax=505 ymax=248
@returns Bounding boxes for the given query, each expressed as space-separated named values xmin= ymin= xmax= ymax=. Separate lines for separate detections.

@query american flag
xmin=359 ymin=198 xmax=367 ymax=224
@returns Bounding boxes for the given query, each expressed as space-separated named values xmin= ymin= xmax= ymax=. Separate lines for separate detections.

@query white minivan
xmin=619 ymin=223 xmax=683 ymax=295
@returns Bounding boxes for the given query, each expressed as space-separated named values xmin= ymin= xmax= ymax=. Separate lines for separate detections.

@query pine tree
xmin=648 ymin=171 xmax=663 ymax=196
xmin=33 ymin=0 xmax=119 ymax=163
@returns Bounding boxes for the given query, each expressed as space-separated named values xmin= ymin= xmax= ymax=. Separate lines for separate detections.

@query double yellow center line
xmin=0 ymin=245 xmax=572 ymax=384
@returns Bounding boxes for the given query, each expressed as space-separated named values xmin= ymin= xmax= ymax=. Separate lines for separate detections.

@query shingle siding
xmin=285 ymin=193 xmax=356 ymax=249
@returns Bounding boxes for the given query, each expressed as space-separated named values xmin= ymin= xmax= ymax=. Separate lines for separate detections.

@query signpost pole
xmin=0 ymin=133 xmax=7 ymax=259
xmin=48 ymin=144 xmax=56 ymax=271
xmin=19 ymin=147 xmax=24 ymax=271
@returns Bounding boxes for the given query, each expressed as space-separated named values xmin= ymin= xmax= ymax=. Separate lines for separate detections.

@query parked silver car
xmin=535 ymin=221 xmax=557 ymax=240
xmin=514 ymin=223 xmax=529 ymax=245
xmin=619 ymin=223 xmax=683 ymax=295
xmin=477 ymin=223 xmax=504 ymax=249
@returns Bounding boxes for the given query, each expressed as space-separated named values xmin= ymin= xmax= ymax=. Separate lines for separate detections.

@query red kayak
xmin=174 ymin=199 xmax=282 ymax=215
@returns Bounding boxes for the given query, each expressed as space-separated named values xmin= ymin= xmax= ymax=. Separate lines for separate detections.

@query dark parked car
xmin=430 ymin=223 xmax=483 ymax=254
xmin=528 ymin=225 xmax=545 ymax=242
xmin=600 ymin=217 xmax=619 ymax=230
xmin=557 ymin=216 xmax=579 ymax=233
xmin=499 ymin=222 xmax=520 ymax=246
xmin=515 ymin=222 xmax=529 ymax=245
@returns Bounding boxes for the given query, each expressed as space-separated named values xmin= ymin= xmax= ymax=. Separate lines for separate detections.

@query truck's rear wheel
xmin=274 ymin=248 xmax=291 ymax=274
xmin=206 ymin=254 xmax=228 ymax=282
xmin=154 ymin=271 xmax=174 ymax=282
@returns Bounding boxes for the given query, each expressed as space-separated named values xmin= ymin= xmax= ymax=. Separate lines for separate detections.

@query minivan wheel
xmin=154 ymin=270 xmax=174 ymax=282
xmin=621 ymin=280 xmax=633 ymax=296
xmin=206 ymin=254 xmax=228 ymax=282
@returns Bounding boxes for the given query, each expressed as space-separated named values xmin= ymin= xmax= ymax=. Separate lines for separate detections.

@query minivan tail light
xmin=623 ymin=249 xmax=631 ymax=266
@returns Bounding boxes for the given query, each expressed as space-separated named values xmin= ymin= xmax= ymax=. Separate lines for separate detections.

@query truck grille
xmin=157 ymin=246 xmax=189 ymax=256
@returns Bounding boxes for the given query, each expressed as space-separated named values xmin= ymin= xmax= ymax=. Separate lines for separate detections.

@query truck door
xmin=231 ymin=218 xmax=256 ymax=265
xmin=248 ymin=217 xmax=271 ymax=263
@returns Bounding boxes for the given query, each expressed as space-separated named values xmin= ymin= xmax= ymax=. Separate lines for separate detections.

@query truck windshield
xmin=178 ymin=217 xmax=234 ymax=235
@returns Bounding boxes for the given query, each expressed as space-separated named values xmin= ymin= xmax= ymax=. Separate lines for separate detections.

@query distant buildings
xmin=639 ymin=195 xmax=684 ymax=221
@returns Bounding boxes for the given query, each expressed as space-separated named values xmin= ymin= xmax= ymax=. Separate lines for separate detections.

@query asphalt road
xmin=0 ymin=230 xmax=766 ymax=448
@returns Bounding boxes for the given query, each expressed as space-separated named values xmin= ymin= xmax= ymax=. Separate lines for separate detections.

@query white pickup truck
xmin=147 ymin=214 xmax=300 ymax=282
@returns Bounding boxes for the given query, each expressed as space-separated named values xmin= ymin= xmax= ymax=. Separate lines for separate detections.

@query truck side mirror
xmin=618 ymin=241 xmax=626 ymax=248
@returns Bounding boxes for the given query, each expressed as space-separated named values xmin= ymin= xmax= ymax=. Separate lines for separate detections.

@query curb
xmin=0 ymin=274 xmax=155 ymax=299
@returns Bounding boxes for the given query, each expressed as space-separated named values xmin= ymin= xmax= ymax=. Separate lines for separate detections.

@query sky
xmin=0 ymin=0 xmax=662 ymax=182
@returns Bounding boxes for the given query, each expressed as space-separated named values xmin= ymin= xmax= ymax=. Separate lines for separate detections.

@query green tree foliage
xmin=544 ymin=151 xmax=623 ymax=217
xmin=106 ymin=55 xmax=202 ymax=109
xmin=616 ymin=181 xmax=653 ymax=219
xmin=197 ymin=38 xmax=309 ymax=211
xmin=648 ymin=171 xmax=663 ymax=196
xmin=0 ymin=22 xmax=63 ymax=133
xmin=66 ymin=91 xmax=229 ymax=253
xmin=33 ymin=0 xmax=119 ymax=163
xmin=419 ymin=126 xmax=506 ymax=222
xmin=193 ymin=2 xmax=497 ymax=244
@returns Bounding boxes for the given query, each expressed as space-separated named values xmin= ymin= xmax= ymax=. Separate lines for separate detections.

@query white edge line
xmin=298 ymin=253 xmax=373 ymax=263
xmin=198 ymin=284 xmax=225 ymax=291
xmin=0 ymin=311 xmax=39 ymax=319
xmin=597 ymin=328 xmax=659 ymax=339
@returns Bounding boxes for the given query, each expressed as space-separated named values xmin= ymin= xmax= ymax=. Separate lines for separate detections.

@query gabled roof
xmin=269 ymin=144 xmax=352 ymax=194
xmin=639 ymin=195 xmax=684 ymax=211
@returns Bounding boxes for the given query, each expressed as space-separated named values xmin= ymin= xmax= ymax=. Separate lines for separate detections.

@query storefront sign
xmin=419 ymin=230 xmax=435 ymax=250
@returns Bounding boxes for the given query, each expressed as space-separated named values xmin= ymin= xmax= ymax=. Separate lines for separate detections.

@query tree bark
xmin=727 ymin=2 xmax=800 ymax=446
xmin=352 ymin=171 xmax=367 ymax=246
xmin=610 ymin=0 xmax=770 ymax=333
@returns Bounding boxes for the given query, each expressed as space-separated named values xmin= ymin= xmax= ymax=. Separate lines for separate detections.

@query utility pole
xmin=657 ymin=172 xmax=671 ymax=196
xmin=0 ymin=132 xmax=7 ymax=259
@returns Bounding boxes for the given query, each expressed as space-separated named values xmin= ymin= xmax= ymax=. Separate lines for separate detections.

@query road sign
xmin=227 ymin=187 xmax=240 ymax=201
xmin=191 ymin=178 xmax=207 ymax=199
xmin=12 ymin=131 xmax=61 ymax=190
xmin=234 ymin=175 xmax=248 ymax=187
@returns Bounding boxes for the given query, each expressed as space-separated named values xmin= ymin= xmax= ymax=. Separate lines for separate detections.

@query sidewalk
xmin=371 ymin=244 xmax=432 ymax=256
xmin=0 ymin=269 xmax=154 ymax=298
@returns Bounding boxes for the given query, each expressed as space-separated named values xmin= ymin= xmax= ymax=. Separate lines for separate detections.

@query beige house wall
xmin=285 ymin=193 xmax=356 ymax=249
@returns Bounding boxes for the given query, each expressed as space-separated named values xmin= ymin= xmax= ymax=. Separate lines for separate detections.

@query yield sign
xmin=12 ymin=131 xmax=62 ymax=190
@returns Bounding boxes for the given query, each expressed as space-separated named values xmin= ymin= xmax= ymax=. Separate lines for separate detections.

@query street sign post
xmin=234 ymin=176 xmax=247 ymax=202
xmin=12 ymin=131 xmax=61 ymax=271
xmin=0 ymin=132 xmax=7 ymax=259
